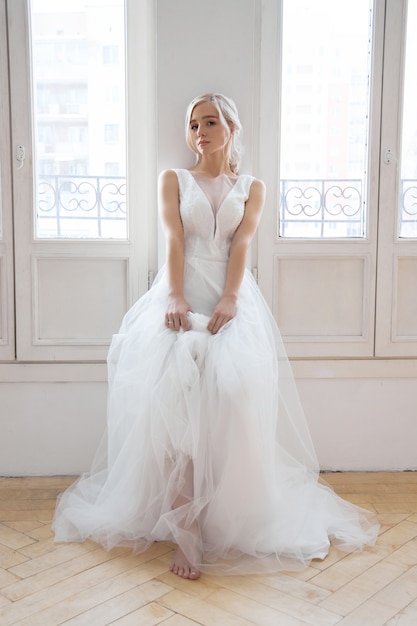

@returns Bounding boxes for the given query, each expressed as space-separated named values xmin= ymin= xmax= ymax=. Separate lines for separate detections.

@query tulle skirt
xmin=52 ymin=263 xmax=379 ymax=575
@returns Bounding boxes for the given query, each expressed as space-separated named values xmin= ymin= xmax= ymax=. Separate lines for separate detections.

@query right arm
xmin=158 ymin=169 xmax=191 ymax=331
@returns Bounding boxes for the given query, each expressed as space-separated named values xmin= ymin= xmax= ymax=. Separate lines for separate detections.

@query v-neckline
xmin=187 ymin=170 xmax=239 ymax=222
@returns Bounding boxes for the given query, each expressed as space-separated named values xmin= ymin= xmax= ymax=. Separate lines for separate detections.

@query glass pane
xmin=399 ymin=0 xmax=417 ymax=239
xmin=30 ymin=0 xmax=127 ymax=239
xmin=279 ymin=0 xmax=373 ymax=238
xmin=0 ymin=163 xmax=3 ymax=239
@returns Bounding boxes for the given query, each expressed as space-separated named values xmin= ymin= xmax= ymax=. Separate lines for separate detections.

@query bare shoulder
xmin=247 ymin=177 xmax=266 ymax=214
xmin=158 ymin=169 xmax=181 ymax=225
xmin=249 ymin=177 xmax=266 ymax=196
xmin=158 ymin=168 xmax=179 ymax=189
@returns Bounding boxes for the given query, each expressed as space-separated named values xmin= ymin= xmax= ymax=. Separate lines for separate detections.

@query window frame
xmin=6 ymin=0 xmax=157 ymax=362
xmin=258 ymin=0 xmax=417 ymax=361
xmin=0 ymin=0 xmax=15 ymax=360
xmin=375 ymin=0 xmax=417 ymax=357
xmin=257 ymin=0 xmax=385 ymax=358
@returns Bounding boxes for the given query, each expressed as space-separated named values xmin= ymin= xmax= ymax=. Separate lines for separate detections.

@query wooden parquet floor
xmin=0 ymin=473 xmax=416 ymax=626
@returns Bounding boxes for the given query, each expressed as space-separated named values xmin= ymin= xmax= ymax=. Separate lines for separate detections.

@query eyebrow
xmin=189 ymin=114 xmax=219 ymax=124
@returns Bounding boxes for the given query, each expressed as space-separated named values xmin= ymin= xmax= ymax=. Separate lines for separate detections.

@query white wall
xmin=294 ymin=362 xmax=417 ymax=471
xmin=0 ymin=365 xmax=107 ymax=475
xmin=305 ymin=378 xmax=416 ymax=471
xmin=156 ymin=0 xmax=258 ymax=175
xmin=2 ymin=362 xmax=416 ymax=475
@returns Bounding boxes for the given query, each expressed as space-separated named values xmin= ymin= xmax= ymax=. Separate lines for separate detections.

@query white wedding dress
xmin=52 ymin=168 xmax=379 ymax=575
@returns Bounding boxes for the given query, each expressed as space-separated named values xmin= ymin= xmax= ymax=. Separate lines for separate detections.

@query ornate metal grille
xmin=36 ymin=175 xmax=127 ymax=239
xmin=399 ymin=179 xmax=417 ymax=238
xmin=279 ymin=179 xmax=365 ymax=238
xmin=35 ymin=175 xmax=417 ymax=240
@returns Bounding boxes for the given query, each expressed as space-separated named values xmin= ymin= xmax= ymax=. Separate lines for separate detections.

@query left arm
xmin=207 ymin=178 xmax=266 ymax=334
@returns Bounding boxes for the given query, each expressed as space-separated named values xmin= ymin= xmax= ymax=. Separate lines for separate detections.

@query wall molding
xmin=1 ymin=358 xmax=417 ymax=382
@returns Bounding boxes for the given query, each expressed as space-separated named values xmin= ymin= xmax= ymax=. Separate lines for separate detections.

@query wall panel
xmin=34 ymin=256 xmax=128 ymax=344
xmin=275 ymin=256 xmax=365 ymax=338
xmin=394 ymin=256 xmax=417 ymax=339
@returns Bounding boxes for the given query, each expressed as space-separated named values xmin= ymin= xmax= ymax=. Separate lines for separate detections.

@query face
xmin=188 ymin=102 xmax=232 ymax=158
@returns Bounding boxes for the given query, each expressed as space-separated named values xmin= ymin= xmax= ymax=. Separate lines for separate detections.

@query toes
xmin=170 ymin=549 xmax=200 ymax=580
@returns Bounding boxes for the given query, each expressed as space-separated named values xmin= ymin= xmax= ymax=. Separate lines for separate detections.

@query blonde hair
xmin=185 ymin=93 xmax=243 ymax=174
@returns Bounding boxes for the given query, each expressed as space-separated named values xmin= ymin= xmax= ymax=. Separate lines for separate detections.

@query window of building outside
xmin=104 ymin=124 xmax=120 ymax=142
xmin=279 ymin=0 xmax=372 ymax=238
xmin=31 ymin=0 xmax=127 ymax=239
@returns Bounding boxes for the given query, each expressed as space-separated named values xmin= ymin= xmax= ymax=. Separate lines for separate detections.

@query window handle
xmin=383 ymin=148 xmax=393 ymax=165
xmin=16 ymin=144 xmax=25 ymax=169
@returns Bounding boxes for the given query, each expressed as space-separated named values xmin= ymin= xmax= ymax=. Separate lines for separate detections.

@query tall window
xmin=0 ymin=163 xmax=3 ymax=240
xmin=399 ymin=0 xmax=417 ymax=238
xmin=31 ymin=0 xmax=127 ymax=239
xmin=279 ymin=0 xmax=373 ymax=238
xmin=6 ymin=0 xmax=154 ymax=362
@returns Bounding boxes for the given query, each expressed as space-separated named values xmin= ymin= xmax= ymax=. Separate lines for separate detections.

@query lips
xmin=198 ymin=141 xmax=209 ymax=147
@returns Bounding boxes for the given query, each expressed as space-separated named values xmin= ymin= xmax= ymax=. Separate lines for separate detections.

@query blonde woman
xmin=53 ymin=93 xmax=379 ymax=581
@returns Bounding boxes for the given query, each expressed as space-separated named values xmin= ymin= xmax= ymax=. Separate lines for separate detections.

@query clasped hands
xmin=165 ymin=294 xmax=237 ymax=335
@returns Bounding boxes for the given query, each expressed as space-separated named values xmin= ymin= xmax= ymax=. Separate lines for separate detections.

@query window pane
xmin=399 ymin=0 xmax=417 ymax=239
xmin=279 ymin=0 xmax=373 ymax=238
xmin=0 ymin=164 xmax=3 ymax=239
xmin=30 ymin=0 xmax=127 ymax=239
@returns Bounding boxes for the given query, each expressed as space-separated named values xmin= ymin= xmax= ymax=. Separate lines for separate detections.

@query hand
xmin=207 ymin=295 xmax=237 ymax=335
xmin=165 ymin=295 xmax=192 ymax=331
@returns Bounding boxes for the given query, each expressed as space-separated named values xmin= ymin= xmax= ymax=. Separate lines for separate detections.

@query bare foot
xmin=170 ymin=546 xmax=200 ymax=580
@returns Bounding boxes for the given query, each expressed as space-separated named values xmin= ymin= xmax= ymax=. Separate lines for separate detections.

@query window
xmin=279 ymin=0 xmax=372 ymax=239
xmin=105 ymin=162 xmax=120 ymax=176
xmin=375 ymin=0 xmax=417 ymax=357
xmin=102 ymin=45 xmax=119 ymax=64
xmin=259 ymin=0 xmax=383 ymax=358
xmin=31 ymin=0 xmax=127 ymax=240
xmin=399 ymin=0 xmax=417 ymax=239
xmin=259 ymin=0 xmax=417 ymax=359
xmin=6 ymin=0 xmax=156 ymax=361
xmin=68 ymin=126 xmax=87 ymax=143
xmin=0 ymin=0 xmax=14 ymax=359
xmin=0 ymin=165 xmax=3 ymax=240
xmin=104 ymin=124 xmax=120 ymax=143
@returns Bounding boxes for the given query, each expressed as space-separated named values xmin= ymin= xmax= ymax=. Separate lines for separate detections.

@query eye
xmin=190 ymin=124 xmax=198 ymax=131
xmin=207 ymin=121 xmax=215 ymax=126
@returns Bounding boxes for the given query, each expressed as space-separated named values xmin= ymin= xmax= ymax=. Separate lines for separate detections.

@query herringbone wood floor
xmin=0 ymin=473 xmax=416 ymax=625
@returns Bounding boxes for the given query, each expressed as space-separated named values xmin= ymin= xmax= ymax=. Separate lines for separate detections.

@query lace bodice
xmin=174 ymin=169 xmax=255 ymax=262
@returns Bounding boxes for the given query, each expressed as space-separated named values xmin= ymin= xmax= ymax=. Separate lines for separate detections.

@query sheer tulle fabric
xmin=52 ymin=169 xmax=379 ymax=574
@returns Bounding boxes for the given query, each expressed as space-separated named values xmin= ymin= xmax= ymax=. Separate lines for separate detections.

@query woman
xmin=53 ymin=93 xmax=379 ymax=580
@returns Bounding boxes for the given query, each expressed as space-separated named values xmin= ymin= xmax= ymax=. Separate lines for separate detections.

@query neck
xmin=195 ymin=153 xmax=234 ymax=178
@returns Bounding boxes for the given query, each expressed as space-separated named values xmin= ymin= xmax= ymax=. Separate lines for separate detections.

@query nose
xmin=196 ymin=125 xmax=206 ymax=137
